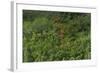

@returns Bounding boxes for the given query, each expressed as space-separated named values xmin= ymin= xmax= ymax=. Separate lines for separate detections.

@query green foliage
xmin=23 ymin=10 xmax=91 ymax=62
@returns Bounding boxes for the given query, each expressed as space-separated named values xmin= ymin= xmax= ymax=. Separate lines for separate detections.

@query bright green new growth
xmin=23 ymin=10 xmax=91 ymax=62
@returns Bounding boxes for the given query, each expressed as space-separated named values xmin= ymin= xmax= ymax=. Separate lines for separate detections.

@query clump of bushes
xmin=23 ymin=10 xmax=91 ymax=62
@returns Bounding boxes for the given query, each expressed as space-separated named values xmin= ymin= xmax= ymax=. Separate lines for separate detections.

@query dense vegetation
xmin=23 ymin=10 xmax=91 ymax=62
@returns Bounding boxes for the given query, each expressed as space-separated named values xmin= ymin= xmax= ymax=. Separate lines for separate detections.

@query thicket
xmin=23 ymin=10 xmax=91 ymax=62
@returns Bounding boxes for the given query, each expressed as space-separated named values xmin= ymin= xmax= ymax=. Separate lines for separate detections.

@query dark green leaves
xmin=23 ymin=10 xmax=91 ymax=62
